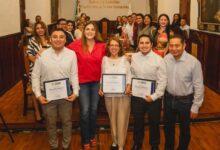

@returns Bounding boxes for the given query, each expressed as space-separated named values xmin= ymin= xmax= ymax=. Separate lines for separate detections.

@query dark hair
xmin=144 ymin=14 xmax=153 ymax=26
xmin=136 ymin=13 xmax=144 ymax=20
xmin=155 ymin=14 xmax=170 ymax=39
xmin=50 ymin=28 xmax=66 ymax=36
xmin=57 ymin=18 xmax=67 ymax=25
xmin=138 ymin=34 xmax=153 ymax=44
xmin=106 ymin=37 xmax=124 ymax=57
xmin=172 ymin=13 xmax=181 ymax=25
xmin=169 ymin=34 xmax=185 ymax=44
xmin=67 ymin=20 xmax=75 ymax=29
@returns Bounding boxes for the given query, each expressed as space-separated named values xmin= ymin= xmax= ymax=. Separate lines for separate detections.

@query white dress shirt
xmin=164 ymin=51 xmax=204 ymax=113
xmin=32 ymin=47 xmax=79 ymax=98
xmin=101 ymin=56 xmax=131 ymax=97
xmin=131 ymin=51 xmax=167 ymax=101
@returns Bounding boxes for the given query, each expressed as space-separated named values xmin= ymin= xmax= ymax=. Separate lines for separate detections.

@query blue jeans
xmin=79 ymin=82 xmax=100 ymax=144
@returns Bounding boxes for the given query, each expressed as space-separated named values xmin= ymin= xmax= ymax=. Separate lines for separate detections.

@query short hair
xmin=57 ymin=18 xmax=67 ymax=25
xmin=169 ymin=34 xmax=185 ymax=44
xmin=106 ymin=36 xmax=124 ymax=57
xmin=136 ymin=13 xmax=144 ymax=20
xmin=138 ymin=34 xmax=153 ymax=44
xmin=50 ymin=28 xmax=66 ymax=36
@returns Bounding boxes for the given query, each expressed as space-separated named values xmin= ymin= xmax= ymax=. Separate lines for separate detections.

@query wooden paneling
xmin=190 ymin=30 xmax=220 ymax=93
xmin=179 ymin=0 xmax=191 ymax=24
xmin=0 ymin=33 xmax=23 ymax=96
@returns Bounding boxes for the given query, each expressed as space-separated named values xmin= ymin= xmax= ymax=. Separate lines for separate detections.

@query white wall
xmin=59 ymin=0 xmax=75 ymax=20
xmin=190 ymin=0 xmax=198 ymax=29
xmin=158 ymin=0 xmax=180 ymax=22
xmin=0 ymin=0 xmax=20 ymax=36
xmin=25 ymin=0 xmax=51 ymax=24
xmin=131 ymin=0 xmax=150 ymax=15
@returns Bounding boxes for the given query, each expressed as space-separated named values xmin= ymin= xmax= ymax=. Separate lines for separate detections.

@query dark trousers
xmin=164 ymin=92 xmax=193 ymax=150
xmin=131 ymin=96 xmax=162 ymax=148
xmin=79 ymin=82 xmax=100 ymax=144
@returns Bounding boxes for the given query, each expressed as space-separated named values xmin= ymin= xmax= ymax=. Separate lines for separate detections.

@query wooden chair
xmin=22 ymin=46 xmax=42 ymax=121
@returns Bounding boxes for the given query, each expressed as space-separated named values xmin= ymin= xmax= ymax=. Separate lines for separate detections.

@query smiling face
xmin=159 ymin=15 xmax=169 ymax=28
xmin=168 ymin=37 xmax=185 ymax=60
xmin=35 ymin=23 xmax=45 ymax=36
xmin=138 ymin=36 xmax=152 ymax=55
xmin=144 ymin=16 xmax=151 ymax=26
xmin=50 ymin=30 xmax=66 ymax=51
xmin=109 ymin=40 xmax=120 ymax=57
xmin=84 ymin=23 xmax=96 ymax=40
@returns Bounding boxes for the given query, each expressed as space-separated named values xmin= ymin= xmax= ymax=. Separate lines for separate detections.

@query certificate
xmin=102 ymin=74 xmax=126 ymax=94
xmin=131 ymin=78 xmax=156 ymax=99
xmin=43 ymin=78 xmax=71 ymax=101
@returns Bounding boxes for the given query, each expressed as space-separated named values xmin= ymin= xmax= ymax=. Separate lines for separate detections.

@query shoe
xmin=90 ymin=138 xmax=97 ymax=147
xmin=110 ymin=144 xmax=118 ymax=150
xmin=83 ymin=144 xmax=91 ymax=150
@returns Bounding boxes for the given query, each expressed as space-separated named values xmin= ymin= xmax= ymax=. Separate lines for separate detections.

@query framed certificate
xmin=102 ymin=74 xmax=126 ymax=94
xmin=131 ymin=78 xmax=156 ymax=99
xmin=43 ymin=78 xmax=72 ymax=101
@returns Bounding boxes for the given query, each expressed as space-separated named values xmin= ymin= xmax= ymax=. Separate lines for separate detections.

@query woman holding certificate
xmin=130 ymin=34 xmax=167 ymax=150
xmin=68 ymin=22 xmax=105 ymax=150
xmin=99 ymin=37 xmax=131 ymax=150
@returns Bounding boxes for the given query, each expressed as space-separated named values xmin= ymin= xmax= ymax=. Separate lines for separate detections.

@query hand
xmin=38 ymin=96 xmax=49 ymax=104
xmin=36 ymin=48 xmax=46 ymax=57
xmin=98 ymin=89 xmax=104 ymax=97
xmin=190 ymin=111 xmax=198 ymax=119
xmin=66 ymin=93 xmax=77 ymax=102
xmin=125 ymin=85 xmax=131 ymax=95
xmin=145 ymin=95 xmax=153 ymax=102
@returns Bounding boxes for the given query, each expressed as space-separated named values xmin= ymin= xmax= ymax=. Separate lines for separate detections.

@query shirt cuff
xmin=151 ymin=94 xmax=158 ymax=101
xmin=191 ymin=104 xmax=199 ymax=114
xmin=35 ymin=90 xmax=42 ymax=99
xmin=73 ymin=89 xmax=79 ymax=97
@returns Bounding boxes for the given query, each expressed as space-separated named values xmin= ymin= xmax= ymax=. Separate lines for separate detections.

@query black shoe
xmin=151 ymin=146 xmax=159 ymax=150
xmin=131 ymin=144 xmax=141 ymax=150
xmin=110 ymin=144 xmax=118 ymax=150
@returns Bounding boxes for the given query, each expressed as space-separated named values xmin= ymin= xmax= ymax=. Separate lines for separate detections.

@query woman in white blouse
xmin=99 ymin=37 xmax=131 ymax=150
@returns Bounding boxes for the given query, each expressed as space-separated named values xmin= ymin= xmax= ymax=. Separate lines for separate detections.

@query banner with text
xmin=79 ymin=0 xmax=132 ymax=20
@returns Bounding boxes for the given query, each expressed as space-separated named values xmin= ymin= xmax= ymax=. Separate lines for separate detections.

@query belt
xmin=165 ymin=91 xmax=194 ymax=100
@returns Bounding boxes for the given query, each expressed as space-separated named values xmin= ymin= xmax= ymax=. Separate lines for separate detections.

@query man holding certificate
xmin=130 ymin=35 xmax=167 ymax=150
xmin=99 ymin=37 xmax=131 ymax=150
xmin=32 ymin=28 xmax=79 ymax=150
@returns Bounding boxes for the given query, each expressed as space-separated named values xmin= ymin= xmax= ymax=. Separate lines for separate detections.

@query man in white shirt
xmin=125 ymin=15 xmax=134 ymax=48
xmin=32 ymin=28 xmax=79 ymax=150
xmin=164 ymin=34 xmax=204 ymax=150
xmin=180 ymin=18 xmax=190 ymax=38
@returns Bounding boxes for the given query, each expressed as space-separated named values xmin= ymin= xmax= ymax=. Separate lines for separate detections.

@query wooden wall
xmin=0 ymin=33 xmax=24 ymax=96
xmin=190 ymin=30 xmax=220 ymax=93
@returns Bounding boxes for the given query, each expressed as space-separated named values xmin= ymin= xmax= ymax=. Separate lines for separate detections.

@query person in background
xmin=68 ymin=22 xmax=105 ymax=150
xmin=125 ymin=15 xmax=135 ymax=49
xmin=66 ymin=20 xmax=75 ymax=42
xmin=164 ymin=34 xmax=204 ymax=150
xmin=153 ymin=33 xmax=168 ymax=57
xmin=99 ymin=37 xmax=131 ymax=150
xmin=153 ymin=14 xmax=170 ymax=48
xmin=138 ymin=14 xmax=156 ymax=41
xmin=131 ymin=34 xmax=167 ymax=150
xmin=171 ymin=13 xmax=181 ymax=28
xmin=35 ymin=15 xmax=42 ymax=24
xmin=74 ymin=23 xmax=84 ymax=40
xmin=32 ymin=28 xmax=79 ymax=150
xmin=56 ymin=18 xmax=73 ymax=45
xmin=133 ymin=13 xmax=144 ymax=47
xmin=180 ymin=18 xmax=190 ymax=39
xmin=26 ymin=21 xmax=50 ymax=81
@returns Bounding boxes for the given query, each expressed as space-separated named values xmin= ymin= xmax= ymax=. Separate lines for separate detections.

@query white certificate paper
xmin=132 ymin=78 xmax=155 ymax=99
xmin=44 ymin=79 xmax=69 ymax=101
xmin=102 ymin=74 xmax=126 ymax=94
